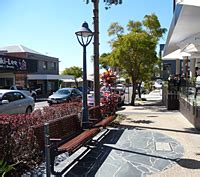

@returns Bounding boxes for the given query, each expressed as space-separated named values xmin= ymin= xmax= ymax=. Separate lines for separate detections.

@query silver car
xmin=0 ymin=90 xmax=35 ymax=114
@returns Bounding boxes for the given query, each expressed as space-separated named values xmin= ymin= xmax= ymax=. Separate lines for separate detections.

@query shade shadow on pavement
xmin=176 ymin=158 xmax=200 ymax=169
xmin=130 ymin=120 xmax=155 ymax=124
xmin=117 ymin=124 xmax=200 ymax=135
xmin=64 ymin=129 xmax=124 ymax=177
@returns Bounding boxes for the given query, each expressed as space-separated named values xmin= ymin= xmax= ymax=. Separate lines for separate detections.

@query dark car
xmin=47 ymin=88 xmax=82 ymax=105
xmin=77 ymin=87 xmax=91 ymax=93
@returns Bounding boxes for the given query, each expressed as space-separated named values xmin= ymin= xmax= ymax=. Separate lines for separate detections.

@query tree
xmin=84 ymin=0 xmax=123 ymax=106
xmin=61 ymin=66 xmax=83 ymax=87
xmin=107 ymin=13 xmax=166 ymax=105
xmin=99 ymin=53 xmax=112 ymax=71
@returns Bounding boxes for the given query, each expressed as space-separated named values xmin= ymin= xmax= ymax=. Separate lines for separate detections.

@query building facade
xmin=163 ymin=1 xmax=200 ymax=128
xmin=0 ymin=45 xmax=73 ymax=97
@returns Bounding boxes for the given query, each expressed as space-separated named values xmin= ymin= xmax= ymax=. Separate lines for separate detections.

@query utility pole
xmin=173 ymin=0 xmax=176 ymax=12
xmin=93 ymin=0 xmax=100 ymax=106
xmin=85 ymin=0 xmax=123 ymax=106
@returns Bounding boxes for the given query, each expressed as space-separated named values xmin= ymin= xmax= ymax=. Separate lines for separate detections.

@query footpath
xmin=117 ymin=89 xmax=200 ymax=177
xmin=24 ymin=90 xmax=200 ymax=177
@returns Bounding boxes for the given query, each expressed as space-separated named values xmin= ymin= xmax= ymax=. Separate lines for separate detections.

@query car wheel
xmin=26 ymin=106 xmax=32 ymax=114
xmin=66 ymin=98 xmax=71 ymax=103
xmin=32 ymin=94 xmax=37 ymax=102
xmin=118 ymin=98 xmax=122 ymax=106
xmin=48 ymin=102 xmax=52 ymax=106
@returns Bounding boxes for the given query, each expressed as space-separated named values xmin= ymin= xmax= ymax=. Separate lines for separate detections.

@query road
xmin=34 ymin=101 xmax=48 ymax=110
xmin=34 ymin=86 xmax=143 ymax=110
xmin=34 ymin=87 xmax=133 ymax=110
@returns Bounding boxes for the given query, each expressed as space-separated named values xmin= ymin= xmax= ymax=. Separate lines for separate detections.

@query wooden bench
xmin=32 ymin=106 xmax=116 ymax=176
xmin=89 ymin=105 xmax=116 ymax=128
xmin=88 ymin=105 xmax=103 ymax=125
xmin=32 ymin=114 xmax=100 ymax=175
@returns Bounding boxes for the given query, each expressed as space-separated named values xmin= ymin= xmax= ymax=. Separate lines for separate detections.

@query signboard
xmin=0 ymin=55 xmax=27 ymax=71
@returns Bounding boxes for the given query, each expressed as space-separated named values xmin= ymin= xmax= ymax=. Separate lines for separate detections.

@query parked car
xmin=9 ymin=85 xmax=37 ymax=101
xmin=111 ymin=87 xmax=125 ymax=106
xmin=153 ymin=82 xmax=162 ymax=89
xmin=0 ymin=90 xmax=35 ymax=114
xmin=47 ymin=88 xmax=82 ymax=105
xmin=116 ymin=83 xmax=126 ymax=92
xmin=87 ymin=91 xmax=106 ymax=106
xmin=77 ymin=87 xmax=91 ymax=93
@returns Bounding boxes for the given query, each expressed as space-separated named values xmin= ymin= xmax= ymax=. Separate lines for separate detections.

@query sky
xmin=0 ymin=0 xmax=173 ymax=74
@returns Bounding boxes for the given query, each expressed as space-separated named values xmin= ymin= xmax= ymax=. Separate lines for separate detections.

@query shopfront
xmin=0 ymin=45 xmax=75 ymax=98
xmin=0 ymin=55 xmax=30 ymax=88
xmin=162 ymin=1 xmax=200 ymax=128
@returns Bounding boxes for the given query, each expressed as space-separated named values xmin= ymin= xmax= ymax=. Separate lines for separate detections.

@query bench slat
xmin=58 ymin=127 xmax=100 ymax=154
xmin=95 ymin=116 xmax=116 ymax=127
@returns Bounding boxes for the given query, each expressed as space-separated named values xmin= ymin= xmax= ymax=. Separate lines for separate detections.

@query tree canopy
xmin=101 ymin=13 xmax=166 ymax=105
xmin=61 ymin=66 xmax=83 ymax=87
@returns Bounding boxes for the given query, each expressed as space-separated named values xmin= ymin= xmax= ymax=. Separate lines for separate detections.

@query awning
xmin=178 ymin=0 xmax=200 ymax=7
xmin=60 ymin=79 xmax=75 ymax=83
xmin=162 ymin=49 xmax=190 ymax=60
xmin=163 ymin=3 xmax=200 ymax=56
xmin=27 ymin=74 xmax=74 ymax=80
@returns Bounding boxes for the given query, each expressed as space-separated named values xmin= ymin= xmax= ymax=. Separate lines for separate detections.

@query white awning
xmin=162 ymin=49 xmax=190 ymax=60
xmin=27 ymin=74 xmax=74 ymax=80
xmin=60 ymin=79 xmax=75 ymax=83
xmin=163 ymin=3 xmax=200 ymax=56
xmin=178 ymin=0 xmax=200 ymax=7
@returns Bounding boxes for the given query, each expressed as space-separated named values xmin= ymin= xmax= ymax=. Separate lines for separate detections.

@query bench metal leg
xmin=44 ymin=123 xmax=51 ymax=177
xmin=50 ymin=151 xmax=62 ymax=176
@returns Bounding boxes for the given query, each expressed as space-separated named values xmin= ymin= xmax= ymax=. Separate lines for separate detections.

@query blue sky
xmin=0 ymin=0 xmax=173 ymax=74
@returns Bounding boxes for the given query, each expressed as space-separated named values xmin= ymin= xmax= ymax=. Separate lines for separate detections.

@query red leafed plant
xmin=0 ymin=100 xmax=115 ymax=175
xmin=0 ymin=102 xmax=82 ymax=175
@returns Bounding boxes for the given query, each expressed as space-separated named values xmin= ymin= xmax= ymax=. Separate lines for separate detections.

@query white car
xmin=0 ymin=90 xmax=35 ymax=114
xmin=10 ymin=85 xmax=37 ymax=101
xmin=116 ymin=84 xmax=126 ymax=92
xmin=153 ymin=82 xmax=162 ymax=89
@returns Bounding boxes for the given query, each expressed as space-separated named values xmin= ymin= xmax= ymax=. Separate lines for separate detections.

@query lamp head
xmin=75 ymin=21 xmax=93 ymax=46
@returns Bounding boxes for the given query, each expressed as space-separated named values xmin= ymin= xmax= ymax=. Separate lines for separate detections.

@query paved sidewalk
xmin=25 ymin=89 xmax=200 ymax=176
xmin=117 ymin=89 xmax=200 ymax=177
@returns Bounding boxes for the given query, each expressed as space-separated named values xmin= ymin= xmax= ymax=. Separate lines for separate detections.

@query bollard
xmin=44 ymin=123 xmax=51 ymax=177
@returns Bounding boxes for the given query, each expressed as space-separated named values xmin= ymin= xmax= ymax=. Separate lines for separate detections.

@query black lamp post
xmin=75 ymin=22 xmax=93 ymax=129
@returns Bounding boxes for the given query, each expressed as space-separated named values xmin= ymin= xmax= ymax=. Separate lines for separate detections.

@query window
xmin=43 ymin=61 xmax=48 ymax=70
xmin=3 ymin=93 xmax=15 ymax=102
xmin=3 ymin=92 xmax=25 ymax=102
xmin=13 ymin=92 xmax=25 ymax=100
xmin=51 ymin=62 xmax=56 ymax=70
xmin=54 ymin=62 xmax=56 ymax=70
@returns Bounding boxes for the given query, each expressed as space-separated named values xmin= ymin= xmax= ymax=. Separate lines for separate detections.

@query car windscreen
xmin=56 ymin=89 xmax=70 ymax=95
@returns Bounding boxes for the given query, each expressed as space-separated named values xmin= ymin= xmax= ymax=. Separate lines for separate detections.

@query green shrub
xmin=0 ymin=160 xmax=15 ymax=177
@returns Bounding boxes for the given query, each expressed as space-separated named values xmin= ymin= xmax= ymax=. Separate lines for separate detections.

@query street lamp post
xmin=75 ymin=22 xmax=93 ymax=129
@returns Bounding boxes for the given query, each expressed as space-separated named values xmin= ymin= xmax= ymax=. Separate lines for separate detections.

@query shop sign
xmin=0 ymin=56 xmax=27 ymax=71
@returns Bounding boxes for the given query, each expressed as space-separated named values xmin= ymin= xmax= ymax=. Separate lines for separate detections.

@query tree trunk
xmin=75 ymin=78 xmax=78 ymax=88
xmin=138 ymin=82 xmax=141 ymax=99
xmin=130 ymin=77 xmax=137 ymax=106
